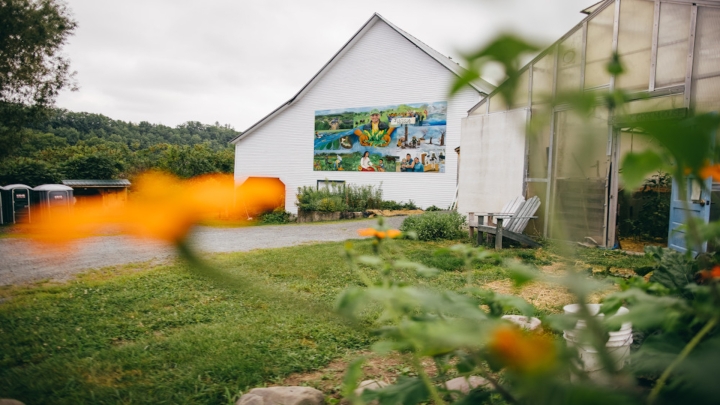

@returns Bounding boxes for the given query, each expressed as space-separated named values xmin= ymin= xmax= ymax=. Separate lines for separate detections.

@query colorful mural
xmin=313 ymin=101 xmax=447 ymax=173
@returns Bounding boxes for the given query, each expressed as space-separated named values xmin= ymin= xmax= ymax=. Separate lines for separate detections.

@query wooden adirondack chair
xmin=469 ymin=196 xmax=541 ymax=249
xmin=468 ymin=196 xmax=524 ymax=239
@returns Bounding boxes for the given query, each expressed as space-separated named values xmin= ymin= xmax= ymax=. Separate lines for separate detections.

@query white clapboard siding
xmin=234 ymin=18 xmax=483 ymax=213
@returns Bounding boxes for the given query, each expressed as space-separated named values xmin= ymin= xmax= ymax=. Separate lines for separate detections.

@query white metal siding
xmin=458 ymin=109 xmax=527 ymax=216
xmin=234 ymin=20 xmax=481 ymax=213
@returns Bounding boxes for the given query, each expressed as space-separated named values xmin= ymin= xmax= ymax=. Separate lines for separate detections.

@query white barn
xmin=231 ymin=13 xmax=494 ymax=213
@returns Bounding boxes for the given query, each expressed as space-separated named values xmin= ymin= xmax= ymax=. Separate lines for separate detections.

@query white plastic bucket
xmin=502 ymin=315 xmax=541 ymax=331
xmin=563 ymin=304 xmax=632 ymax=331
xmin=563 ymin=304 xmax=633 ymax=383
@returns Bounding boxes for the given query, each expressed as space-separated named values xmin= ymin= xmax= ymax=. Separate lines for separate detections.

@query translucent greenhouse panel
xmin=692 ymin=75 xmax=720 ymax=113
xmin=510 ymin=69 xmax=529 ymax=109
xmin=624 ymin=94 xmax=685 ymax=114
xmin=488 ymin=92 xmax=509 ymax=113
xmin=550 ymin=109 xmax=609 ymax=242
xmin=532 ymin=51 xmax=555 ymax=104
xmin=655 ymin=2 xmax=691 ymax=88
xmin=584 ymin=4 xmax=615 ymax=89
xmin=527 ymin=107 xmax=552 ymax=179
xmin=616 ymin=0 xmax=654 ymax=90
xmin=554 ymin=109 xmax=609 ymax=179
xmin=525 ymin=181 xmax=547 ymax=236
xmin=691 ymin=7 xmax=720 ymax=113
xmin=556 ymin=29 xmax=583 ymax=94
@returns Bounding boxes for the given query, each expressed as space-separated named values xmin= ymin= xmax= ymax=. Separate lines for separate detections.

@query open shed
xmin=62 ymin=179 xmax=131 ymax=208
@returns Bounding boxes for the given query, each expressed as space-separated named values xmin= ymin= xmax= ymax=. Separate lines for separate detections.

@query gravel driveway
xmin=0 ymin=217 xmax=405 ymax=286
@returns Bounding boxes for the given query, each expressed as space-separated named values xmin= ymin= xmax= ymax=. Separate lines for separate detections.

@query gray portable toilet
xmin=1 ymin=184 xmax=33 ymax=224
xmin=31 ymin=184 xmax=74 ymax=222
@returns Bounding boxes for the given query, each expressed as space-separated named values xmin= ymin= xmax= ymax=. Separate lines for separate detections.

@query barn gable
xmin=233 ymin=13 xmax=494 ymax=213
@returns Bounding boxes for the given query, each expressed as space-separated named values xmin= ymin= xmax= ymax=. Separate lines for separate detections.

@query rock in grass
xmin=353 ymin=379 xmax=388 ymax=396
xmin=237 ymin=387 xmax=324 ymax=405
xmin=444 ymin=376 xmax=489 ymax=394
xmin=0 ymin=400 xmax=25 ymax=405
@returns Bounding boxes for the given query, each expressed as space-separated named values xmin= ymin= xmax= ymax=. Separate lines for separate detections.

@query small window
xmin=317 ymin=180 xmax=345 ymax=190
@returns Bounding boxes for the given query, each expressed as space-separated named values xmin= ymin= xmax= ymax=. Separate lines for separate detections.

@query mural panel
xmin=313 ymin=101 xmax=447 ymax=173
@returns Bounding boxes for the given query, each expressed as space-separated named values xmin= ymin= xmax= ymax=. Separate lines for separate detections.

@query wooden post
xmin=468 ymin=212 xmax=475 ymax=239
xmin=495 ymin=218 xmax=504 ymax=250
xmin=477 ymin=216 xmax=485 ymax=246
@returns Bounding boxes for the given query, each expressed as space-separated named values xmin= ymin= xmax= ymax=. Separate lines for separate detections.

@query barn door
xmin=668 ymin=176 xmax=712 ymax=254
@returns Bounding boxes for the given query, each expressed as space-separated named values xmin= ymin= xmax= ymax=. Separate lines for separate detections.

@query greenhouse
xmin=459 ymin=0 xmax=720 ymax=249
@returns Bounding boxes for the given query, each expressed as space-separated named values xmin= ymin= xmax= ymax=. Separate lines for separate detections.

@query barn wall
xmin=234 ymin=20 xmax=481 ymax=213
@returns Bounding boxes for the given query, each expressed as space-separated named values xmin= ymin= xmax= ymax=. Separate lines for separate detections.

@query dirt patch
xmin=482 ymin=263 xmax=614 ymax=311
xmin=366 ymin=209 xmax=424 ymax=217
xmin=618 ymin=238 xmax=664 ymax=253
xmin=274 ymin=351 xmax=438 ymax=397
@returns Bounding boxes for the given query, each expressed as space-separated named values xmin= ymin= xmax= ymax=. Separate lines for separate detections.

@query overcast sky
xmin=55 ymin=0 xmax=593 ymax=131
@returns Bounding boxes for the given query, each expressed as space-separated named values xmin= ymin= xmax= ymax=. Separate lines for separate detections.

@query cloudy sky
xmin=55 ymin=0 xmax=593 ymax=131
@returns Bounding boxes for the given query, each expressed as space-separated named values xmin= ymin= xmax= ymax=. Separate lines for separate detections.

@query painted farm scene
xmin=313 ymin=101 xmax=447 ymax=173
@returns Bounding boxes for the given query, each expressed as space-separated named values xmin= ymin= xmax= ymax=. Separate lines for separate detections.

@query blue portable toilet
xmin=31 ymin=184 xmax=74 ymax=222
xmin=1 ymin=184 xmax=33 ymax=224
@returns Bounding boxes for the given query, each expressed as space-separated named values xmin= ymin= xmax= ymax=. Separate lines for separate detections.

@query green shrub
xmin=260 ymin=208 xmax=293 ymax=224
xmin=425 ymin=205 xmax=441 ymax=211
xmin=380 ymin=200 xmax=402 ymax=210
xmin=400 ymin=212 xmax=466 ymax=241
xmin=296 ymin=183 xmax=383 ymax=212
xmin=401 ymin=200 xmax=418 ymax=210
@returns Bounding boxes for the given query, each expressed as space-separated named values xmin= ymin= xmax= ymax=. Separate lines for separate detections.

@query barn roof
xmin=231 ymin=13 xmax=495 ymax=145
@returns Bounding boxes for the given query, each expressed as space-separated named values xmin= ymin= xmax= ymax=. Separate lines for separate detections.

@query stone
xmin=353 ymin=379 xmax=388 ymax=397
xmin=444 ymin=376 xmax=488 ymax=394
xmin=0 ymin=400 xmax=26 ymax=405
xmin=236 ymin=387 xmax=325 ymax=405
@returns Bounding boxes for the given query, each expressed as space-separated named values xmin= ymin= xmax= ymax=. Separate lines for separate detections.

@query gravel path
xmin=0 ymin=217 xmax=405 ymax=286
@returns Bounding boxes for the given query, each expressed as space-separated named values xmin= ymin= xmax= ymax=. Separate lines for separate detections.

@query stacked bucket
xmin=563 ymin=304 xmax=632 ymax=382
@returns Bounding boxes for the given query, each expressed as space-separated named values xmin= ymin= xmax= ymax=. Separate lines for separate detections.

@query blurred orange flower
xmin=699 ymin=265 xmax=720 ymax=281
xmin=357 ymin=228 xmax=401 ymax=240
xmin=700 ymin=163 xmax=720 ymax=182
xmin=22 ymin=171 xmax=278 ymax=248
xmin=487 ymin=325 xmax=556 ymax=374
xmin=358 ymin=228 xmax=376 ymax=237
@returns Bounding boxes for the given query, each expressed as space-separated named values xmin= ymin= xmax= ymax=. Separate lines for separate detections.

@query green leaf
xmin=341 ymin=357 xmax=366 ymax=400
xmin=360 ymin=376 xmax=429 ymax=405
xmin=358 ymin=255 xmax=384 ymax=267
xmin=621 ymin=150 xmax=665 ymax=190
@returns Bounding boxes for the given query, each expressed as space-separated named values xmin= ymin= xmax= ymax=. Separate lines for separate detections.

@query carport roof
xmin=62 ymin=179 xmax=131 ymax=188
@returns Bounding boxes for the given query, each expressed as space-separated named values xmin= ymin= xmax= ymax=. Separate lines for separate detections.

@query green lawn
xmin=0 ymin=239 xmax=654 ymax=404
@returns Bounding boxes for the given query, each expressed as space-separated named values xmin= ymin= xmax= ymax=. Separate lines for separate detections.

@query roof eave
xmin=231 ymin=13 xmax=494 ymax=145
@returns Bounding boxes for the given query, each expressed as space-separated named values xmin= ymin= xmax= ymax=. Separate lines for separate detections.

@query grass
xmin=0 ymin=238 xmax=654 ymax=404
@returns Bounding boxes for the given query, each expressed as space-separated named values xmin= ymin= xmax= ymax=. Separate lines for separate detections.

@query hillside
xmin=0 ymin=109 xmax=240 ymax=186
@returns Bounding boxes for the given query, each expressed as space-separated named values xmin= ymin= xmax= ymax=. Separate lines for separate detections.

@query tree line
xmin=0 ymin=108 xmax=239 ymax=186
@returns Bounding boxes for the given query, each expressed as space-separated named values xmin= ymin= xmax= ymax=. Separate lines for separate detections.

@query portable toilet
xmin=0 ymin=186 xmax=3 ymax=225
xmin=31 ymin=184 xmax=74 ymax=222
xmin=1 ymin=184 xmax=33 ymax=224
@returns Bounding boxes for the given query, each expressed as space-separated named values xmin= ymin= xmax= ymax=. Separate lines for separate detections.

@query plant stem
xmin=411 ymin=354 xmax=445 ymax=405
xmin=648 ymin=316 xmax=719 ymax=405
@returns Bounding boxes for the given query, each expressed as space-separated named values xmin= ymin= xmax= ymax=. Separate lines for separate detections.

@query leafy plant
xmin=296 ymin=183 xmax=384 ymax=212
xmin=259 ymin=207 xmax=293 ymax=224
xmin=425 ymin=205 xmax=441 ymax=212
xmin=400 ymin=212 xmax=466 ymax=241
xmin=621 ymin=173 xmax=671 ymax=240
